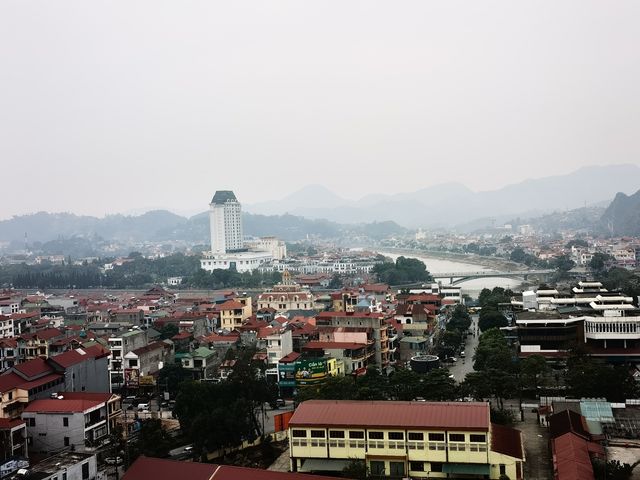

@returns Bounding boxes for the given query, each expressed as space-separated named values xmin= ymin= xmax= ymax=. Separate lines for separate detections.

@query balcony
xmin=585 ymin=319 xmax=640 ymax=340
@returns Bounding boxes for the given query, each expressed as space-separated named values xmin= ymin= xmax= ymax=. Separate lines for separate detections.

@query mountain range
xmin=0 ymin=211 xmax=406 ymax=247
xmin=247 ymin=164 xmax=640 ymax=228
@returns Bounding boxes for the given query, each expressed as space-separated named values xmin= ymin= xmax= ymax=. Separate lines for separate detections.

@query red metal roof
xmin=13 ymin=358 xmax=54 ymax=379
xmin=552 ymin=432 xmax=595 ymax=480
xmin=304 ymin=341 xmax=366 ymax=350
xmin=24 ymin=397 xmax=105 ymax=413
xmin=0 ymin=418 xmax=25 ymax=429
xmin=48 ymin=345 xmax=109 ymax=368
xmin=490 ymin=423 xmax=524 ymax=459
xmin=122 ymin=457 xmax=345 ymax=480
xmin=289 ymin=400 xmax=490 ymax=430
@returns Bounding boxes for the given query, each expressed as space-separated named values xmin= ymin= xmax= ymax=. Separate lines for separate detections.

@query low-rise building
xmin=288 ymin=400 xmax=525 ymax=479
xmin=177 ymin=347 xmax=217 ymax=380
xmin=15 ymin=451 xmax=97 ymax=480
xmin=22 ymin=392 xmax=120 ymax=453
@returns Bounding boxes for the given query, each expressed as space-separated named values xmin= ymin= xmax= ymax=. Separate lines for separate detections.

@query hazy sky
xmin=1 ymin=1 xmax=639 ymax=219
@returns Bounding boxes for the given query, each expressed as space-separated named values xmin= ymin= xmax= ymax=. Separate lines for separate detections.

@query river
xmin=378 ymin=251 xmax=523 ymax=295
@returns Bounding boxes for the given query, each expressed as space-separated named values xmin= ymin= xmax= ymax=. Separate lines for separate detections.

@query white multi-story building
xmin=209 ymin=190 xmax=243 ymax=254
xmin=201 ymin=191 xmax=273 ymax=273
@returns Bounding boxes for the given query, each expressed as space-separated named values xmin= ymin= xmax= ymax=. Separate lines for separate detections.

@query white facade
xmin=209 ymin=191 xmax=243 ymax=253
xmin=200 ymin=251 xmax=273 ymax=273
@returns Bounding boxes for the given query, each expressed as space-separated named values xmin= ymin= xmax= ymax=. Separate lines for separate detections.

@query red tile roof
xmin=490 ymin=423 xmax=524 ymax=459
xmin=217 ymin=300 xmax=244 ymax=310
xmin=132 ymin=341 xmax=167 ymax=356
xmin=289 ymin=400 xmax=490 ymax=430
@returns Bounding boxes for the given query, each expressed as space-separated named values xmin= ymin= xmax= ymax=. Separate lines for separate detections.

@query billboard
xmin=124 ymin=368 xmax=140 ymax=388
xmin=278 ymin=362 xmax=296 ymax=388
xmin=295 ymin=358 xmax=328 ymax=386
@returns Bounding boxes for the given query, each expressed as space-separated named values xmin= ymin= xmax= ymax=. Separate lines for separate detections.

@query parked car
xmin=275 ymin=398 xmax=286 ymax=408
xmin=105 ymin=457 xmax=123 ymax=466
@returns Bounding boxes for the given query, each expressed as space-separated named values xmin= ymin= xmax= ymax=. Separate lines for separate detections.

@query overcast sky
xmin=1 ymin=1 xmax=639 ymax=219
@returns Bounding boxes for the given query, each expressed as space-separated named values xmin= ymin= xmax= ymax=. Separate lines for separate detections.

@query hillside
xmin=600 ymin=190 xmax=640 ymax=236
xmin=0 ymin=210 xmax=406 ymax=247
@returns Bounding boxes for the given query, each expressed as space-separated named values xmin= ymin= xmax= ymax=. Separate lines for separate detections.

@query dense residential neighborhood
xmin=0 ymin=190 xmax=638 ymax=479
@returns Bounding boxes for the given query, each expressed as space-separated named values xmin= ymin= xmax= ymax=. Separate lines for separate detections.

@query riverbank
xmin=377 ymin=247 xmax=524 ymax=272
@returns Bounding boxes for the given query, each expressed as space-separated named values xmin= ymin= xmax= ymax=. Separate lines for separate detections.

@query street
xmin=446 ymin=314 xmax=480 ymax=382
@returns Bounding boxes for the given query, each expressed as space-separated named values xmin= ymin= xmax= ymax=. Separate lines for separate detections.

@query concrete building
xmin=177 ymin=347 xmax=217 ymax=380
xmin=123 ymin=340 xmax=174 ymax=381
xmin=22 ymin=392 xmax=121 ymax=453
xmin=108 ymin=328 xmax=154 ymax=391
xmin=288 ymin=400 xmax=525 ymax=479
xmin=201 ymin=191 xmax=273 ymax=273
xmin=15 ymin=451 xmax=97 ymax=480
xmin=209 ymin=190 xmax=243 ymax=254
xmin=315 ymin=311 xmax=393 ymax=370
xmin=0 ymin=418 xmax=28 ymax=462
xmin=258 ymin=272 xmax=315 ymax=312
xmin=217 ymin=298 xmax=252 ymax=330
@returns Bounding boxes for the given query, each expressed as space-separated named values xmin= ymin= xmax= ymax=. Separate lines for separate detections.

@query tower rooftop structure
xmin=211 ymin=190 xmax=238 ymax=204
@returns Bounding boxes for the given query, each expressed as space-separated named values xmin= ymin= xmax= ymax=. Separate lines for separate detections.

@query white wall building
xmin=209 ymin=190 xmax=243 ymax=254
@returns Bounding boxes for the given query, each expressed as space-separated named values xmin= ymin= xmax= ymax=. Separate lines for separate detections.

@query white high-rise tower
xmin=201 ymin=190 xmax=273 ymax=273
xmin=209 ymin=190 xmax=243 ymax=253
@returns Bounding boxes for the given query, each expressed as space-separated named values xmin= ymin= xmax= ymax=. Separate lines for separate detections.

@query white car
xmin=105 ymin=457 xmax=123 ymax=466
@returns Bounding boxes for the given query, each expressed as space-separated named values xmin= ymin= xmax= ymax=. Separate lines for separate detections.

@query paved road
xmin=447 ymin=315 xmax=480 ymax=382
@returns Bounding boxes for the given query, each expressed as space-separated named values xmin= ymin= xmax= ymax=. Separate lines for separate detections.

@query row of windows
xmin=292 ymin=438 xmax=487 ymax=453
xmin=291 ymin=429 xmax=486 ymax=443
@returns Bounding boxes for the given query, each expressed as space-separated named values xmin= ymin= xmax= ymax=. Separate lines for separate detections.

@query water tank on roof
xmin=410 ymin=355 xmax=440 ymax=373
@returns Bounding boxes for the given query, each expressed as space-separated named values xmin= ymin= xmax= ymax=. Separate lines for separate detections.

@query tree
xmin=590 ymin=252 xmax=614 ymax=272
xmin=565 ymin=350 xmax=638 ymax=401
xmin=159 ymin=323 xmax=179 ymax=340
xmin=519 ymin=354 xmax=549 ymax=392
xmin=129 ymin=419 xmax=172 ymax=461
xmin=478 ymin=309 xmax=508 ymax=332
xmin=510 ymin=248 xmax=527 ymax=263
xmin=566 ymin=239 xmax=588 ymax=249
xmin=158 ymin=362 xmax=192 ymax=395
xmin=343 ymin=460 xmax=368 ymax=480
xmin=551 ymin=255 xmax=575 ymax=272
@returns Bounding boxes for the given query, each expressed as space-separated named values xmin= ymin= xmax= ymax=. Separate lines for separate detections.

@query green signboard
xmin=295 ymin=358 xmax=328 ymax=386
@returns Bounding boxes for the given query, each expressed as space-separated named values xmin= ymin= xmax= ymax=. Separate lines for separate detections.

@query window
xmin=408 ymin=432 xmax=424 ymax=441
xmin=368 ymin=431 xmax=383 ymax=439
xmin=28 ymin=418 xmax=35 ymax=427
xmin=470 ymin=434 xmax=486 ymax=443
xmin=431 ymin=462 xmax=443 ymax=473
xmin=329 ymin=430 xmax=345 ymax=439
xmin=388 ymin=432 xmax=404 ymax=440
xmin=8 ymin=392 xmax=12 ymax=400
xmin=410 ymin=461 xmax=425 ymax=472
xmin=449 ymin=433 xmax=465 ymax=442
xmin=428 ymin=433 xmax=444 ymax=441
xmin=500 ymin=464 xmax=506 ymax=475
xmin=64 ymin=436 xmax=70 ymax=446
xmin=292 ymin=430 xmax=306 ymax=438
xmin=390 ymin=462 xmax=405 ymax=476
xmin=63 ymin=417 xmax=69 ymax=427
xmin=370 ymin=461 xmax=385 ymax=475
xmin=349 ymin=431 xmax=364 ymax=439
xmin=82 ymin=462 xmax=89 ymax=480
xmin=310 ymin=430 xmax=325 ymax=438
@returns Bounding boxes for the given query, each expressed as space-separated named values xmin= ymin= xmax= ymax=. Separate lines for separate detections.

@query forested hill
xmin=0 ymin=210 xmax=406 ymax=244
xmin=600 ymin=190 xmax=640 ymax=236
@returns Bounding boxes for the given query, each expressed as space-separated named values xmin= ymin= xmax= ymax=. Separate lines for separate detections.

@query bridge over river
xmin=431 ymin=269 xmax=556 ymax=285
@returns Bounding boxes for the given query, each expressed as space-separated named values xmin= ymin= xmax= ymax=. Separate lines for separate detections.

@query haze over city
xmin=1 ymin=1 xmax=640 ymax=219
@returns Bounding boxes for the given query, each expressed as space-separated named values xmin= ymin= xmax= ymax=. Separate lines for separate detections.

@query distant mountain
xmin=246 ymin=164 xmax=640 ymax=227
xmin=247 ymin=185 xmax=349 ymax=215
xmin=0 ymin=210 xmax=406 ymax=247
xmin=600 ymin=190 xmax=640 ymax=236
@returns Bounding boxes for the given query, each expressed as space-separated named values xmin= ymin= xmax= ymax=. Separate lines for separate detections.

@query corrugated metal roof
xmin=289 ymin=400 xmax=490 ymax=430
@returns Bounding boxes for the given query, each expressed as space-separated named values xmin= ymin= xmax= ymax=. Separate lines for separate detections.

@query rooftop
xmin=289 ymin=400 xmax=490 ymax=431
